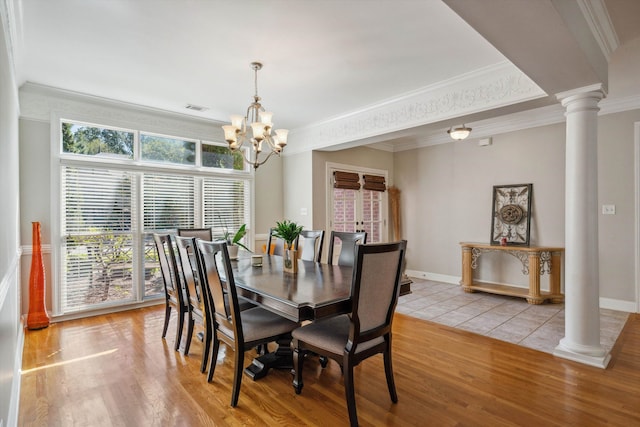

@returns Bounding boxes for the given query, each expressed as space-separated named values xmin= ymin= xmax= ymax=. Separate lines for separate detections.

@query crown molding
xmin=378 ymin=93 xmax=640 ymax=153
xmin=577 ymin=0 xmax=619 ymax=61
xmin=1 ymin=0 xmax=22 ymax=95
xmin=19 ymin=82 xmax=226 ymax=142
xmin=285 ymin=62 xmax=546 ymax=156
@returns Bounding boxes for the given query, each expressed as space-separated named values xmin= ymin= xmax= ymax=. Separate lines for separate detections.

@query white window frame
xmin=50 ymin=114 xmax=254 ymax=318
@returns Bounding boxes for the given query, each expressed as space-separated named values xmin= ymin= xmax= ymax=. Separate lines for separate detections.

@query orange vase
xmin=27 ymin=221 xmax=50 ymax=329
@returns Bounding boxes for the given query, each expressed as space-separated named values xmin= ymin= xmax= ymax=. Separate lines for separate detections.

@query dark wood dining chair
xmin=291 ymin=240 xmax=406 ymax=427
xmin=299 ymin=229 xmax=325 ymax=262
xmin=153 ymin=233 xmax=189 ymax=351
xmin=174 ymin=235 xmax=212 ymax=373
xmin=327 ymin=230 xmax=367 ymax=266
xmin=195 ymin=239 xmax=299 ymax=407
xmin=177 ymin=227 xmax=213 ymax=240
xmin=266 ymin=227 xmax=299 ymax=256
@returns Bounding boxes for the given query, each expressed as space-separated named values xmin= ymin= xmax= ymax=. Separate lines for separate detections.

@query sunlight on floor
xmin=21 ymin=348 xmax=119 ymax=374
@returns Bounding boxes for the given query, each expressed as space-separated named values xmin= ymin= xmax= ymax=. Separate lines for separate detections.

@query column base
xmin=553 ymin=338 xmax=611 ymax=369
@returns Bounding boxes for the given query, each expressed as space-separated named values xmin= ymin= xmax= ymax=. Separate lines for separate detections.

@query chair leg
xmin=162 ymin=303 xmax=171 ymax=338
xmin=183 ymin=315 xmax=195 ymax=355
xmin=207 ymin=337 xmax=220 ymax=383
xmin=174 ymin=308 xmax=185 ymax=351
xmin=383 ymin=347 xmax=398 ymax=403
xmin=201 ymin=325 xmax=212 ymax=373
xmin=207 ymin=338 xmax=219 ymax=382
xmin=230 ymin=347 xmax=244 ymax=407
xmin=292 ymin=346 xmax=305 ymax=394
xmin=344 ymin=362 xmax=359 ymax=427
xmin=319 ymin=355 xmax=328 ymax=368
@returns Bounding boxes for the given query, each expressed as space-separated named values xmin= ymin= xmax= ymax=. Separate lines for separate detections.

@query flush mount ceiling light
xmin=447 ymin=124 xmax=472 ymax=140
xmin=222 ymin=61 xmax=289 ymax=169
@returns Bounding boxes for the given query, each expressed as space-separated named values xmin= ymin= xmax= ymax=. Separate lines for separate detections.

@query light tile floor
xmin=397 ymin=278 xmax=630 ymax=354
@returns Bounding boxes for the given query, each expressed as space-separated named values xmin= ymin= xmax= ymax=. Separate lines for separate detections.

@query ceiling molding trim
xmin=599 ymin=93 xmax=640 ymax=115
xmin=19 ymin=82 xmax=225 ymax=142
xmin=286 ymin=62 xmax=546 ymax=156
xmin=577 ymin=0 xmax=619 ymax=60
xmin=0 ymin=0 xmax=22 ymax=90
xmin=385 ymin=93 xmax=640 ymax=153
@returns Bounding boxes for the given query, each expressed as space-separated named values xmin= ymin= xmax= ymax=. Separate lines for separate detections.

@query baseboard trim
xmin=404 ymin=270 xmax=459 ymax=285
xmin=599 ymin=297 xmax=637 ymax=313
xmin=405 ymin=270 xmax=638 ymax=313
xmin=8 ymin=316 xmax=25 ymax=427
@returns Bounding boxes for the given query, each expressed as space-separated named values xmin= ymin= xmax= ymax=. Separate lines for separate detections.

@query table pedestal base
xmin=244 ymin=335 xmax=293 ymax=381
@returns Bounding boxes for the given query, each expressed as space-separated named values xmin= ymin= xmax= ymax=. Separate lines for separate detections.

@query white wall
xmin=283 ymin=150 xmax=313 ymax=229
xmin=393 ymin=109 xmax=640 ymax=305
xmin=0 ymin=6 xmax=23 ymax=426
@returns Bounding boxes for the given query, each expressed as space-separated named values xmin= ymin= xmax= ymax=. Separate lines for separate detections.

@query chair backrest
xmin=178 ymin=227 xmax=213 ymax=241
xmin=195 ymin=240 xmax=244 ymax=343
xmin=349 ymin=240 xmax=407 ymax=346
xmin=327 ymin=231 xmax=367 ymax=266
xmin=299 ymin=229 xmax=325 ymax=262
xmin=174 ymin=235 xmax=207 ymax=318
xmin=153 ymin=233 xmax=186 ymax=305
xmin=266 ymin=227 xmax=299 ymax=256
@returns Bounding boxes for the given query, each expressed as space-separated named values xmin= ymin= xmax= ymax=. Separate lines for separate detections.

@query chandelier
xmin=222 ymin=62 xmax=289 ymax=169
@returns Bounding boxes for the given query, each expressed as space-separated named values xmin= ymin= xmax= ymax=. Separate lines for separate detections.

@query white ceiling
xmin=12 ymin=0 xmax=640 ymax=150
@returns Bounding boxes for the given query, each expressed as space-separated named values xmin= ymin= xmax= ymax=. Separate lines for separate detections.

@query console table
xmin=459 ymin=242 xmax=564 ymax=304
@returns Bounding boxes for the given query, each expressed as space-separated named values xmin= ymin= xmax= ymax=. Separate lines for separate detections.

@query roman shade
xmin=333 ymin=171 xmax=361 ymax=190
xmin=362 ymin=174 xmax=386 ymax=192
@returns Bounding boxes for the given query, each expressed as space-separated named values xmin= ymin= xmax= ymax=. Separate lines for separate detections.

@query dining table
xmin=228 ymin=254 xmax=354 ymax=380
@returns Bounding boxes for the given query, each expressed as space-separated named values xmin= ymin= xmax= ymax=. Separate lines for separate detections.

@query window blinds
xmin=143 ymin=173 xmax=195 ymax=230
xmin=61 ymin=166 xmax=135 ymax=312
xmin=203 ymin=177 xmax=250 ymax=238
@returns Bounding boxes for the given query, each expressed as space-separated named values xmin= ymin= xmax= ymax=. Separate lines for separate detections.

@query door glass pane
xmin=362 ymin=189 xmax=383 ymax=243
xmin=332 ymin=188 xmax=357 ymax=232
xmin=61 ymin=166 xmax=136 ymax=313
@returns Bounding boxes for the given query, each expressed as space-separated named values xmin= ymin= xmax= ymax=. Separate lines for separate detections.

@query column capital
xmin=556 ymin=83 xmax=606 ymax=106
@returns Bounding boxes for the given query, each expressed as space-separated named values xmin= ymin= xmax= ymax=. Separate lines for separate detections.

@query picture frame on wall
xmin=490 ymin=183 xmax=533 ymax=246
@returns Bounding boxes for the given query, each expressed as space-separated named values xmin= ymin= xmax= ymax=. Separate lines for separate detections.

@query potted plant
xmin=222 ymin=223 xmax=251 ymax=260
xmin=272 ymin=220 xmax=303 ymax=273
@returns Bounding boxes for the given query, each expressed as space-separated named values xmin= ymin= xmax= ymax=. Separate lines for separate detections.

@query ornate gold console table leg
xmin=461 ymin=246 xmax=474 ymax=292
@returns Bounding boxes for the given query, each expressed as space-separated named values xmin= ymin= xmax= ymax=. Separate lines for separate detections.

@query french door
xmin=328 ymin=164 xmax=388 ymax=244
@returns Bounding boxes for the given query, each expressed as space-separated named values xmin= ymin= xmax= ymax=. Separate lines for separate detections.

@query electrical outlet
xmin=300 ymin=208 xmax=308 ymax=216
xmin=602 ymin=204 xmax=616 ymax=215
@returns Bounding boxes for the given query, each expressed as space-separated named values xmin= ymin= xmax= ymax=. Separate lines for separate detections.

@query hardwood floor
xmin=19 ymin=306 xmax=640 ymax=426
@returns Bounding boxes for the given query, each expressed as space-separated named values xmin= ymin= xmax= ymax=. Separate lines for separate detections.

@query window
xmin=62 ymin=122 xmax=134 ymax=159
xmin=141 ymin=133 xmax=196 ymax=166
xmin=56 ymin=120 xmax=252 ymax=315
xmin=202 ymin=142 xmax=245 ymax=171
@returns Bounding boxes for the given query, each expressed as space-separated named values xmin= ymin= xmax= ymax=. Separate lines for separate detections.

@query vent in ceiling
xmin=185 ymin=104 xmax=209 ymax=112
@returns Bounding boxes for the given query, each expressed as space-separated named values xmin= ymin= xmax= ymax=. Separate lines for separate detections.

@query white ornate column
xmin=554 ymin=84 xmax=610 ymax=368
